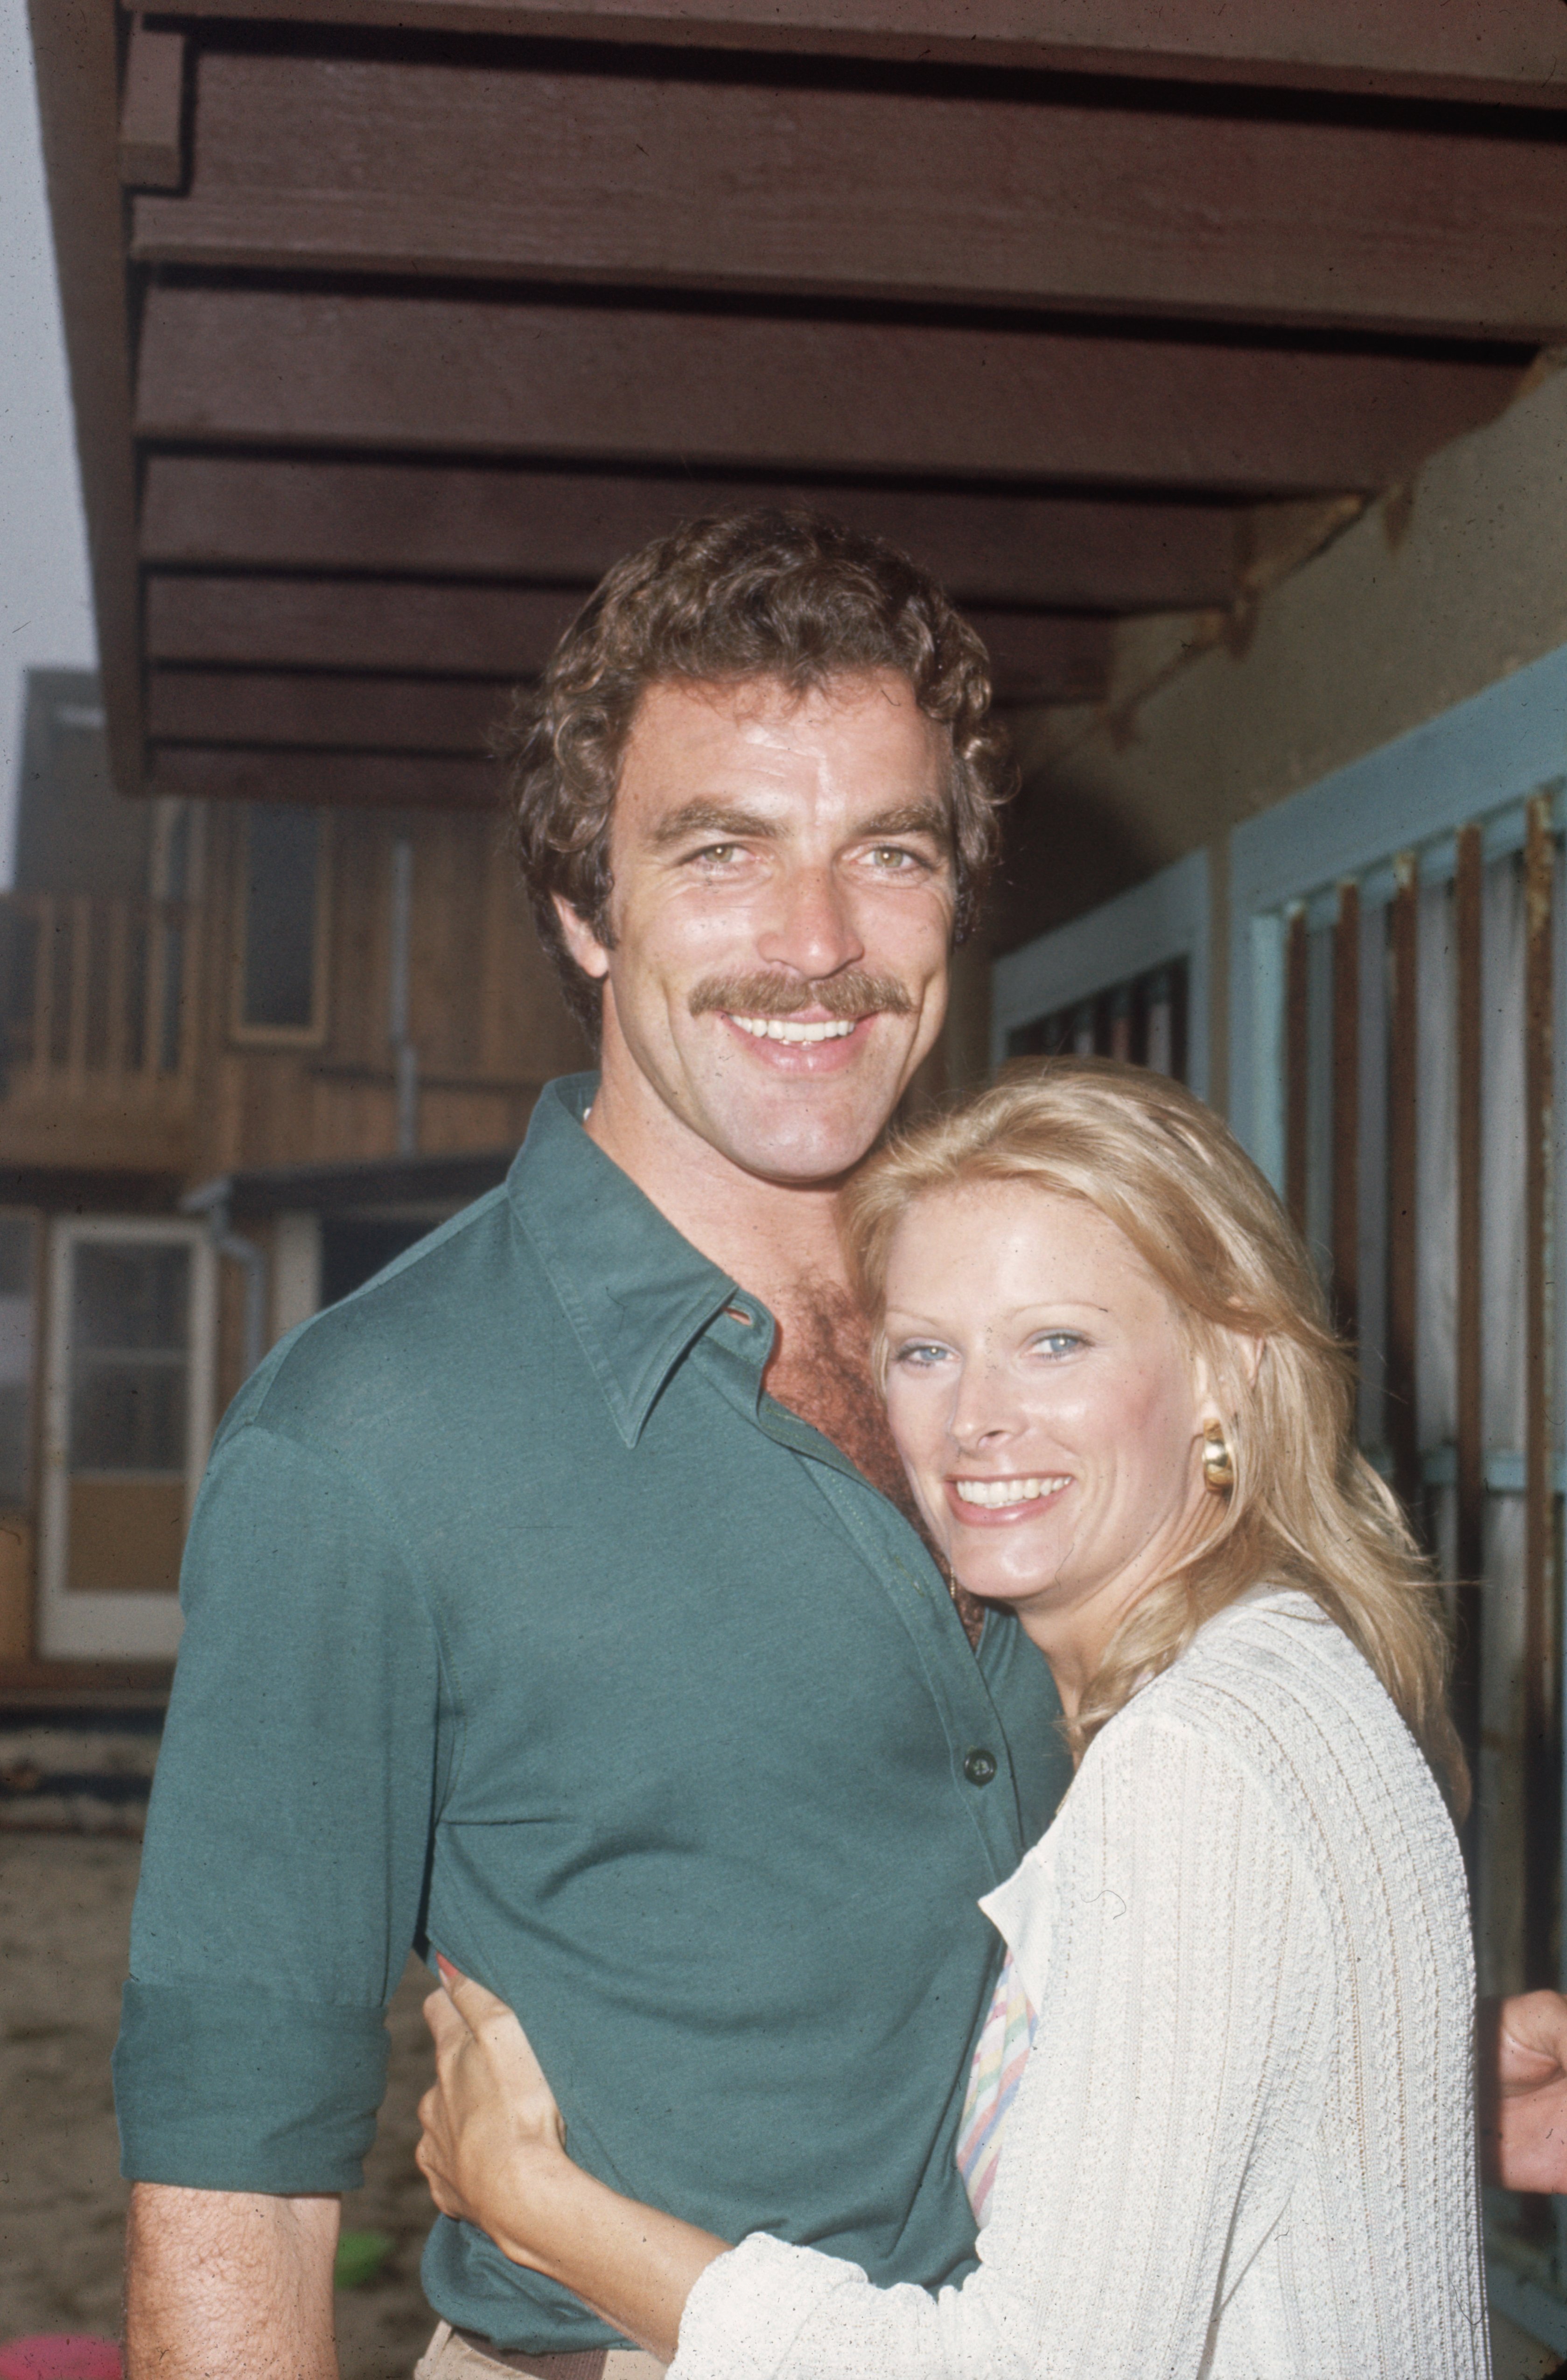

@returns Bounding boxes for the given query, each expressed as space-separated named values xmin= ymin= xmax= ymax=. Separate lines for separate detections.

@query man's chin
xmin=701 ymin=1095 xmax=897 ymax=1188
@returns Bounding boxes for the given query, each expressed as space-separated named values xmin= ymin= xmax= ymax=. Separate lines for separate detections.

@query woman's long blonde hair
xmin=840 ymin=1057 xmax=1468 ymax=1813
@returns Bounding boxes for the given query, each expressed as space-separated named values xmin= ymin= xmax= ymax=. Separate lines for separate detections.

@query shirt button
xmin=963 ymin=1747 xmax=998 ymax=1787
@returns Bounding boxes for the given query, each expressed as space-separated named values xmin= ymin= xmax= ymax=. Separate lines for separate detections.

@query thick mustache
xmin=690 ymin=972 xmax=915 ymax=1022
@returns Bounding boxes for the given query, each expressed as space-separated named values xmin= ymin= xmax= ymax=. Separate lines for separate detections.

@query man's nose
xmin=753 ymin=861 xmax=865 ymax=982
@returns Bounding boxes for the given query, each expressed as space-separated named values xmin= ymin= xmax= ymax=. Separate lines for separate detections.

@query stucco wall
xmin=1007 ymin=353 xmax=1567 ymax=912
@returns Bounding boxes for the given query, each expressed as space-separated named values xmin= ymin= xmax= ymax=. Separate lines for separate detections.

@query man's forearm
xmin=125 ymin=2183 xmax=341 ymax=2380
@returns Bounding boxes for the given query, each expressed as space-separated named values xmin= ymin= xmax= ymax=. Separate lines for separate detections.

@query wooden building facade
xmin=0 ymin=667 xmax=586 ymax=1670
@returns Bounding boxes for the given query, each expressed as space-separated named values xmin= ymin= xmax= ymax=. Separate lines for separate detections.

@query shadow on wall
xmin=986 ymin=761 xmax=1163 ymax=961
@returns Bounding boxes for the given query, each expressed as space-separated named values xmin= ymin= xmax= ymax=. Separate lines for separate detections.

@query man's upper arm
xmin=115 ymin=1421 xmax=448 ymax=2194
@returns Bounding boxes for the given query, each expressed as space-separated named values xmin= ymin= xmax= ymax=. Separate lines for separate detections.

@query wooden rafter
xmin=134 ymin=287 xmax=1525 ymax=494
xmin=139 ymin=457 xmax=1245 ymax=612
xmin=131 ymin=45 xmax=1567 ymax=342
xmin=124 ymin=0 xmax=1567 ymax=109
xmin=143 ymin=582 xmax=1112 ymax=699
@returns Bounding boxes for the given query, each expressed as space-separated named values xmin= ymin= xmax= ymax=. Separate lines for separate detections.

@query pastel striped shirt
xmin=953 ymin=1948 xmax=1036 ymax=2226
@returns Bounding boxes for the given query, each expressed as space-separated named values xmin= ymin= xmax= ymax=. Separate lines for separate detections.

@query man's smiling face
xmin=555 ymin=671 xmax=957 ymax=1186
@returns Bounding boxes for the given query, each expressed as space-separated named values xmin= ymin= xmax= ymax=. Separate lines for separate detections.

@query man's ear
xmin=553 ymin=894 xmax=611 ymax=983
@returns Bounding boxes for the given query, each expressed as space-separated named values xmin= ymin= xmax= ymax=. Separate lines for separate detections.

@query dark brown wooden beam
xmin=149 ymin=744 xmax=498 ymax=807
xmin=146 ymin=667 xmax=511 ymax=751
xmin=1385 ymin=855 xmax=1419 ymax=1515
xmin=119 ymin=17 xmax=187 ymax=192
xmin=1284 ymin=904 xmax=1308 ymax=1236
xmin=1522 ymin=793 xmax=1558 ymax=1987
xmin=143 ymin=574 xmax=1112 ymax=697
xmin=131 ymin=48 xmax=1567 ymax=341
xmin=140 ymin=458 xmax=1243 ymax=612
xmin=134 ymin=288 xmax=1526 ymax=496
xmin=1331 ymin=878 xmax=1359 ymax=1354
xmin=1453 ymin=824 xmax=1483 ymax=1790
xmin=145 ymin=574 xmax=585 ymax=675
xmin=132 ymin=0 xmax=1567 ymax=110
xmin=26 ymin=0 xmax=145 ymax=798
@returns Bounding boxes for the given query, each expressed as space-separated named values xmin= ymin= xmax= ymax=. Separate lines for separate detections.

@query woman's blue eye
xmin=1035 ymin=1332 xmax=1084 ymax=1358
xmin=894 ymin=1341 xmax=950 ymax=1368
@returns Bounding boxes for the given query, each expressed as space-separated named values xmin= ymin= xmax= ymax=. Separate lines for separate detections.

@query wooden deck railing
xmin=0 ymin=894 xmax=198 ymax=1167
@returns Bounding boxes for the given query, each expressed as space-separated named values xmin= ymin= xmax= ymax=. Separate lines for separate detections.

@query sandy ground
xmin=0 ymin=1832 xmax=439 ymax=2377
xmin=2 ymin=1828 xmax=1564 ymax=2380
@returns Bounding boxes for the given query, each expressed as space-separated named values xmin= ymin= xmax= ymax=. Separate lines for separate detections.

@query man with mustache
xmin=114 ymin=510 xmax=1567 ymax=2380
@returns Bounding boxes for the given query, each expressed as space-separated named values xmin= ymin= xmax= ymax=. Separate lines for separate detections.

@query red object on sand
xmin=0 ymin=2340 xmax=122 ymax=2380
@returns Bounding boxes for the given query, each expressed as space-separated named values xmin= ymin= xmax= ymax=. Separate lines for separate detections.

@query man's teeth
xmin=728 ymin=1015 xmax=858 ymax=1044
xmin=954 ymin=1476 xmax=1069 ymax=1509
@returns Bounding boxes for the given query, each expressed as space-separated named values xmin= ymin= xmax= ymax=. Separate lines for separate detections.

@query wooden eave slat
xmin=138 ymin=458 xmax=1243 ymax=611
xmin=131 ymin=51 xmax=1567 ymax=341
xmin=149 ymin=744 xmax=499 ymax=807
xmin=131 ymin=0 xmax=1567 ymax=108
xmin=133 ymin=287 xmax=1527 ymax=494
xmin=143 ymin=577 xmax=1113 ymax=698
xmin=144 ymin=574 xmax=586 ymax=675
xmin=146 ymin=667 xmax=513 ymax=752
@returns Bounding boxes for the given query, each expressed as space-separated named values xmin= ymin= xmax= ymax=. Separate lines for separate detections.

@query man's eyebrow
xmin=855 ymin=801 xmax=953 ymax=849
xmin=649 ymin=801 xmax=781 ymax=847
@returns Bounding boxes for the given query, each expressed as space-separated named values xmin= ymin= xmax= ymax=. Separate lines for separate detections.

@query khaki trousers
xmin=414 ymin=2318 xmax=666 ymax=2380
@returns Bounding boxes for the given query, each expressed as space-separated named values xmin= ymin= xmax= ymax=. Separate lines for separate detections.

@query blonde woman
xmin=416 ymin=1060 xmax=1488 ymax=2379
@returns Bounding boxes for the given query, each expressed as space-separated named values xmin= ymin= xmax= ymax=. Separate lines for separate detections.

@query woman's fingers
xmin=423 ymin=1986 xmax=463 ymax=2050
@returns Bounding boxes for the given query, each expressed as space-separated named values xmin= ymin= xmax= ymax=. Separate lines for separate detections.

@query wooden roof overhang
xmin=28 ymin=0 xmax=1567 ymax=816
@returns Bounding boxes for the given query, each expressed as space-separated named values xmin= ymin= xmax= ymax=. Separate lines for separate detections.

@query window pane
xmin=242 ymin=806 xmax=320 ymax=1030
xmin=73 ymin=1244 xmax=187 ymax=1351
xmin=70 ymin=1243 xmax=189 ymax=1475
xmin=0 ymin=1218 xmax=35 ymax=1506
xmin=71 ymin=1364 xmax=187 ymax=1474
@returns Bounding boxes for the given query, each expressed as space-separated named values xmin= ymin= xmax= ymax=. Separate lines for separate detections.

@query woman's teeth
xmin=728 ymin=1015 xmax=857 ymax=1044
xmin=954 ymin=1476 xmax=1069 ymax=1509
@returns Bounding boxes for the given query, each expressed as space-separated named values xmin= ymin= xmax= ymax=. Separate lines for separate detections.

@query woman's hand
xmin=416 ymin=1958 xmax=578 ymax=2275
xmin=415 ymin=1959 xmax=731 ymax=2363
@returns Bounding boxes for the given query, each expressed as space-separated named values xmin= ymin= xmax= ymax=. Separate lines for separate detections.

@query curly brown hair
xmin=495 ymin=506 xmax=1016 ymax=1038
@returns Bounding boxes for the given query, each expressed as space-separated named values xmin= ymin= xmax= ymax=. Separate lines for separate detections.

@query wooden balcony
xmin=0 ymin=893 xmax=196 ymax=1172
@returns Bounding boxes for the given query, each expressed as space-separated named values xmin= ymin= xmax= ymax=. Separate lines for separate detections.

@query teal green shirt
xmin=115 ymin=1076 xmax=1070 ymax=2352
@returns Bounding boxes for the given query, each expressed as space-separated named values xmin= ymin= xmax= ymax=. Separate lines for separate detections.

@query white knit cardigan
xmin=670 ymin=1589 xmax=1488 ymax=2380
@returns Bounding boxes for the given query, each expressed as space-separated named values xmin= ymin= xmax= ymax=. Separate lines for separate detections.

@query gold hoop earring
xmin=1202 ymin=1421 xmax=1236 ymax=1494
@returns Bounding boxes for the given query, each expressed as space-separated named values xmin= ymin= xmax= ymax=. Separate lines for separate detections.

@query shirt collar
xmin=509 ymin=1074 xmax=764 ymax=1447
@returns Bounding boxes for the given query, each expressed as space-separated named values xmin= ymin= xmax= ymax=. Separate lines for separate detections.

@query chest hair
xmin=764 ymin=1281 xmax=986 ymax=1649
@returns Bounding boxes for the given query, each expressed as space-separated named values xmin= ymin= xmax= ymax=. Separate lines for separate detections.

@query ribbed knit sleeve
xmin=670 ymin=1595 xmax=1486 ymax=2380
xmin=675 ymin=1714 xmax=1328 ymax=2380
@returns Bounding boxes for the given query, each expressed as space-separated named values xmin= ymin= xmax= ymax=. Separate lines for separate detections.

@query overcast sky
xmin=0 ymin=0 xmax=99 ymax=887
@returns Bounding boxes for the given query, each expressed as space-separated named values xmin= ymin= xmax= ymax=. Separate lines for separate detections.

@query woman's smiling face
xmin=881 ymin=1179 xmax=1216 ymax=1678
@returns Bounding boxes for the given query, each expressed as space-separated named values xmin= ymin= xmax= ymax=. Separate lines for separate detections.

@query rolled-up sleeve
xmin=114 ymin=1421 xmax=449 ymax=2193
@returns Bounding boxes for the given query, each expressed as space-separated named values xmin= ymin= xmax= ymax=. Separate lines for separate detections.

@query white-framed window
xmin=38 ymin=1218 xmax=216 ymax=1660
xmin=1228 ymin=640 xmax=1567 ymax=2350
xmin=989 ymin=848 xmax=1211 ymax=1097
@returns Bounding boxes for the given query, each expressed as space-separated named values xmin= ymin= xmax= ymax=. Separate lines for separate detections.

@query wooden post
xmin=1332 ymin=880 xmax=1361 ymax=1351
xmin=1523 ymin=794 xmax=1558 ymax=1987
xmin=1453 ymin=825 xmax=1484 ymax=1787
xmin=66 ymin=898 xmax=92 ymax=1081
xmin=1285 ymin=904 xmax=1309 ymax=1235
xmin=105 ymin=899 xmax=130 ymax=1075
xmin=23 ymin=898 xmax=52 ymax=1083
xmin=1386 ymin=856 xmax=1420 ymax=1515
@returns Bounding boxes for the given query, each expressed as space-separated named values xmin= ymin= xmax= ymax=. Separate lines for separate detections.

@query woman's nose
xmin=947 ymin=1366 xmax=1021 ymax=1452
